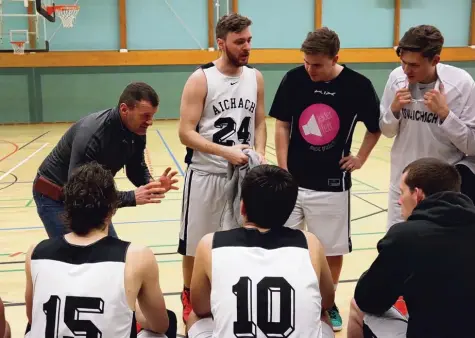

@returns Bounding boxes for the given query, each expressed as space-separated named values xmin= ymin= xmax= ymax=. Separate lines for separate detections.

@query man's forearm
xmin=357 ymin=131 xmax=381 ymax=164
xmin=275 ymin=122 xmax=290 ymax=170
xmin=254 ymin=120 xmax=267 ymax=155
xmin=180 ymin=130 xmax=226 ymax=157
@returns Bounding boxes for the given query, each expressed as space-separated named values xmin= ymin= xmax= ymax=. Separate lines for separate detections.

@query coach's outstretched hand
xmin=135 ymin=181 xmax=167 ymax=205
xmin=158 ymin=167 xmax=179 ymax=193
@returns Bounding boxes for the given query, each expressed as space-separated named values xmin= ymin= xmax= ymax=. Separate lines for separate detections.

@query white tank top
xmin=27 ymin=237 xmax=137 ymax=338
xmin=210 ymin=227 xmax=324 ymax=338
xmin=185 ymin=62 xmax=258 ymax=174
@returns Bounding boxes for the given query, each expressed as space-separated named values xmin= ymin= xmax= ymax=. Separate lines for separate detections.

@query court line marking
xmin=156 ymin=129 xmax=185 ymax=176
xmin=0 ymin=140 xmax=19 ymax=163
xmin=352 ymin=194 xmax=386 ymax=212
xmin=0 ymin=143 xmax=49 ymax=181
xmin=18 ymin=131 xmax=50 ymax=151
xmin=0 ymin=219 xmax=181 ymax=231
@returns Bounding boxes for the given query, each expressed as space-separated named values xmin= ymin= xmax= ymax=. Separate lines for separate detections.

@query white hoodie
xmin=379 ymin=63 xmax=475 ymax=191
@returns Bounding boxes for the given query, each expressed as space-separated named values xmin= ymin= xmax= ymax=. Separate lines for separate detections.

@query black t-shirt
xmin=269 ymin=65 xmax=381 ymax=192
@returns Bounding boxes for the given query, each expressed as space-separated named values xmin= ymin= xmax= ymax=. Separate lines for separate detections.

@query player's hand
xmin=257 ymin=151 xmax=267 ymax=164
xmin=158 ymin=167 xmax=179 ymax=193
xmin=424 ymin=82 xmax=449 ymax=120
xmin=339 ymin=154 xmax=363 ymax=173
xmin=222 ymin=144 xmax=250 ymax=165
xmin=390 ymin=87 xmax=412 ymax=113
xmin=134 ymin=181 xmax=166 ymax=205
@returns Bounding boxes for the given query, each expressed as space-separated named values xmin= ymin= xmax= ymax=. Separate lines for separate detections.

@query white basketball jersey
xmin=210 ymin=227 xmax=324 ymax=338
xmin=185 ymin=62 xmax=258 ymax=174
xmin=27 ymin=237 xmax=137 ymax=338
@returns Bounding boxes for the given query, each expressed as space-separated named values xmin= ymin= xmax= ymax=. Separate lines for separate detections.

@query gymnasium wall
xmin=0 ymin=0 xmax=474 ymax=124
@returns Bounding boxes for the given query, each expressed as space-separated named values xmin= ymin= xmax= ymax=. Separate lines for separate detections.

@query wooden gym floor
xmin=0 ymin=118 xmax=394 ymax=337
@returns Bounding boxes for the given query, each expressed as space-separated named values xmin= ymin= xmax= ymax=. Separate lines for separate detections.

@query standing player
xmin=269 ymin=27 xmax=381 ymax=331
xmin=379 ymin=24 xmax=475 ymax=228
xmin=187 ymin=165 xmax=335 ymax=338
xmin=177 ymin=13 xmax=267 ymax=322
xmin=25 ymin=162 xmax=172 ymax=338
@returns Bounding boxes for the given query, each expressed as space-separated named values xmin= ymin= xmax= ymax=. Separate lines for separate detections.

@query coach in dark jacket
xmin=33 ymin=82 xmax=178 ymax=238
xmin=350 ymin=157 xmax=475 ymax=338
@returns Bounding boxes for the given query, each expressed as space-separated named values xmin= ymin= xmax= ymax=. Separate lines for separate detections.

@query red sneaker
xmin=394 ymin=296 xmax=408 ymax=317
xmin=181 ymin=288 xmax=192 ymax=324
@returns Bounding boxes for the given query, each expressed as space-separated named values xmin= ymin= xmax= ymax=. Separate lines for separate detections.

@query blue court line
xmin=0 ymin=219 xmax=181 ymax=231
xmin=155 ymin=129 xmax=185 ymax=176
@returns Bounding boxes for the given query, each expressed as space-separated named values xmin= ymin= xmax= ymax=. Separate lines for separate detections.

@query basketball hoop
xmin=11 ymin=41 xmax=25 ymax=55
xmin=47 ymin=5 xmax=80 ymax=28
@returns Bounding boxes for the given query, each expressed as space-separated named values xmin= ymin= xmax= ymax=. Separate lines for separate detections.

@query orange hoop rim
xmin=11 ymin=41 xmax=25 ymax=47
xmin=46 ymin=4 xmax=80 ymax=16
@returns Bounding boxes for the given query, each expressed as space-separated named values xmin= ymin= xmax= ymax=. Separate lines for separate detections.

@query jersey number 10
xmin=233 ymin=276 xmax=295 ymax=338
xmin=43 ymin=295 xmax=104 ymax=338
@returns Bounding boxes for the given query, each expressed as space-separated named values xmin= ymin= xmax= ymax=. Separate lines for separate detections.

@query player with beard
xmin=177 ymin=13 xmax=267 ymax=324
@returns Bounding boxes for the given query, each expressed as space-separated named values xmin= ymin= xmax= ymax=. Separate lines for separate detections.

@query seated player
xmin=187 ymin=164 xmax=335 ymax=337
xmin=0 ymin=298 xmax=10 ymax=338
xmin=24 ymin=162 xmax=174 ymax=338
xmin=348 ymin=158 xmax=475 ymax=338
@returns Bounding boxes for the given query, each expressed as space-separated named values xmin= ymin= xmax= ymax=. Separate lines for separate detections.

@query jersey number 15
xmin=43 ymin=295 xmax=104 ymax=338
xmin=233 ymin=276 xmax=295 ymax=338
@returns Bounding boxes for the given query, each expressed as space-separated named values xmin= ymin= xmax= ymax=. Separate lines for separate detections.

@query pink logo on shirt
xmin=298 ymin=103 xmax=340 ymax=146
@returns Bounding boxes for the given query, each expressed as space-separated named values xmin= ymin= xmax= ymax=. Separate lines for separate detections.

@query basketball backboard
xmin=0 ymin=0 xmax=50 ymax=53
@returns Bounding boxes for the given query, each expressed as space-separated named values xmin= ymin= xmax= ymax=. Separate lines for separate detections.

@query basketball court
xmin=0 ymin=0 xmax=397 ymax=336
xmin=0 ymin=118 xmax=394 ymax=337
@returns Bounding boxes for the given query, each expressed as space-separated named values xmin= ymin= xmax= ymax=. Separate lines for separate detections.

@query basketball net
xmin=11 ymin=41 xmax=25 ymax=55
xmin=55 ymin=5 xmax=80 ymax=28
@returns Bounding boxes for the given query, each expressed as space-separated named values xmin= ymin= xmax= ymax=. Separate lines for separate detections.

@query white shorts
xmin=363 ymin=306 xmax=408 ymax=337
xmin=284 ymin=188 xmax=351 ymax=256
xmin=188 ymin=317 xmax=335 ymax=338
xmin=179 ymin=167 xmax=227 ymax=256
xmin=386 ymin=188 xmax=404 ymax=230
xmin=137 ymin=329 xmax=167 ymax=338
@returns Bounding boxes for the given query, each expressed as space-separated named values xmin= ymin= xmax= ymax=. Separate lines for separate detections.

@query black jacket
xmin=354 ymin=191 xmax=475 ymax=338
xmin=38 ymin=107 xmax=152 ymax=207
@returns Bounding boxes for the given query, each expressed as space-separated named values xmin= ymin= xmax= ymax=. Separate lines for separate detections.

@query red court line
xmin=0 ymin=140 xmax=19 ymax=163
xmin=9 ymin=252 xmax=23 ymax=257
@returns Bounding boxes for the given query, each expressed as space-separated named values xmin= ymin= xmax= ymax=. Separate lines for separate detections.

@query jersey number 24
xmin=233 ymin=276 xmax=295 ymax=338
xmin=213 ymin=116 xmax=251 ymax=146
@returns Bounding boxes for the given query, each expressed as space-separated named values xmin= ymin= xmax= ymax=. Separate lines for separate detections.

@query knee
xmin=186 ymin=311 xmax=200 ymax=332
xmin=349 ymin=298 xmax=364 ymax=322
xmin=3 ymin=322 xmax=10 ymax=338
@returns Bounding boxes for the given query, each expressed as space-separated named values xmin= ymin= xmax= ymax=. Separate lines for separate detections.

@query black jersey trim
xmin=212 ymin=227 xmax=308 ymax=250
xmin=31 ymin=236 xmax=131 ymax=265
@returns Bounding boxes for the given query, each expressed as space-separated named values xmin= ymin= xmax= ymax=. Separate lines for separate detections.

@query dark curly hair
xmin=63 ymin=162 xmax=119 ymax=235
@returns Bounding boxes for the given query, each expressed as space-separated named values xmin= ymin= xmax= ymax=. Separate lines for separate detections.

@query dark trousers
xmin=33 ymin=189 xmax=118 ymax=238
xmin=456 ymin=164 xmax=475 ymax=204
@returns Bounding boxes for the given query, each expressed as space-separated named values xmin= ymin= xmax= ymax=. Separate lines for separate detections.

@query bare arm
xmin=0 ymin=297 xmax=5 ymax=338
xmin=356 ymin=130 xmax=381 ymax=165
xmin=254 ymin=70 xmax=267 ymax=156
xmin=135 ymin=247 xmax=169 ymax=334
xmin=275 ymin=120 xmax=290 ymax=170
xmin=178 ymin=70 xmax=227 ymax=158
xmin=304 ymin=232 xmax=335 ymax=311
xmin=190 ymin=234 xmax=213 ymax=317
xmin=24 ymin=244 xmax=37 ymax=325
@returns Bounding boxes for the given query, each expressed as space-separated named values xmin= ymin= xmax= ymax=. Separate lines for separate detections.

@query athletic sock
xmin=334 ymin=283 xmax=338 ymax=291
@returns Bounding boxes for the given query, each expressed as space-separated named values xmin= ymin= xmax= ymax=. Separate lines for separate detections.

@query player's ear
xmin=240 ymin=200 xmax=247 ymax=218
